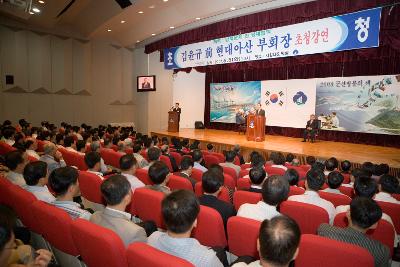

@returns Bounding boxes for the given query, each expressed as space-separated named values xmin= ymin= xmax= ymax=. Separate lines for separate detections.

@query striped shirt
xmin=52 ymin=200 xmax=91 ymax=220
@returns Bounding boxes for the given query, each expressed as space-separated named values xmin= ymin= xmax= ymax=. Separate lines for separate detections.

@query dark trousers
xmin=303 ymin=129 xmax=316 ymax=141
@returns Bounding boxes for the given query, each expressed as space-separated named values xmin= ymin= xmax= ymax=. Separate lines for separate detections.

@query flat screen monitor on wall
xmin=137 ymin=75 xmax=156 ymax=92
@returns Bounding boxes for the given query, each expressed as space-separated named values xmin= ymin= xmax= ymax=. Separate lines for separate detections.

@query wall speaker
xmin=195 ymin=121 xmax=204 ymax=129
xmin=5 ymin=75 xmax=14 ymax=85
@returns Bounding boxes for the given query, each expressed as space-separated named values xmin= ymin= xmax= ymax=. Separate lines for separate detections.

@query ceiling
xmin=0 ymin=0 xmax=315 ymax=47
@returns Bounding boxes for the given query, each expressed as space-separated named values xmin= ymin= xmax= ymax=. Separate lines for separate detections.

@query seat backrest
xmin=376 ymin=201 xmax=400 ymax=233
xmin=233 ymin=191 xmax=262 ymax=211
xmin=0 ymin=141 xmax=16 ymax=155
xmin=240 ymin=164 xmax=251 ymax=170
xmin=222 ymin=166 xmax=237 ymax=180
xmin=191 ymin=168 xmax=203 ymax=182
xmin=288 ymin=186 xmax=305 ymax=197
xmin=333 ymin=212 xmax=395 ymax=256
xmin=194 ymin=182 xmax=231 ymax=203
xmin=36 ymin=139 xmax=46 ymax=152
xmin=140 ymin=151 xmax=148 ymax=161
xmin=0 ymin=177 xmax=14 ymax=206
xmin=132 ymin=188 xmax=164 ymax=228
xmin=160 ymin=155 xmax=173 ymax=172
xmin=233 ymin=156 xmax=240 ymax=166
xmin=392 ymin=194 xmax=400 ymax=201
xmin=78 ymin=171 xmax=104 ymax=204
xmin=167 ymin=175 xmax=193 ymax=191
xmin=211 ymin=152 xmax=225 ymax=163
xmin=169 ymin=152 xmax=182 ymax=167
xmin=204 ymin=155 xmax=220 ymax=168
xmin=286 ymin=166 xmax=307 ymax=179
xmin=338 ymin=186 xmax=354 ymax=198
xmin=8 ymin=187 xmax=38 ymax=231
xmin=127 ymin=243 xmax=194 ymax=267
xmin=237 ymin=178 xmax=251 ymax=190
xmin=227 ymin=216 xmax=261 ymax=258
xmin=341 ymin=173 xmax=350 ymax=184
xmin=100 ymin=148 xmax=122 ymax=168
xmin=136 ymin=169 xmax=152 ymax=185
xmin=71 ymin=218 xmax=128 ymax=267
xmin=31 ymin=201 xmax=79 ymax=256
xmin=265 ymin=165 xmax=286 ymax=176
xmin=280 ymin=201 xmax=329 ymax=234
xmin=298 ymin=180 xmax=306 ymax=189
xmin=318 ymin=191 xmax=351 ymax=207
xmin=296 ymin=234 xmax=374 ymax=267
xmin=71 ymin=153 xmax=88 ymax=171
xmin=192 ymin=205 xmax=227 ymax=248
xmin=223 ymin=173 xmax=236 ymax=189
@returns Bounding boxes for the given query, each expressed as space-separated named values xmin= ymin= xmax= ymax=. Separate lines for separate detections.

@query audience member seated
xmin=161 ymin=144 xmax=178 ymax=172
xmin=248 ymin=153 xmax=265 ymax=171
xmin=318 ymin=197 xmax=390 ymax=267
xmin=285 ymin=153 xmax=295 ymax=165
xmin=190 ymin=140 xmax=200 ymax=151
xmin=362 ymin=162 xmax=375 ymax=178
xmin=199 ymin=170 xmax=236 ymax=227
xmin=193 ymin=149 xmax=208 ymax=173
xmin=304 ymin=156 xmax=316 ymax=169
xmin=55 ymin=133 xmax=64 ymax=148
xmin=148 ymin=190 xmax=224 ymax=267
xmin=49 ymin=166 xmax=91 ymax=220
xmin=103 ymin=138 xmax=113 ymax=149
xmin=341 ymin=160 xmax=352 ymax=174
xmin=4 ymin=150 xmax=28 ymax=187
xmin=342 ymin=168 xmax=369 ymax=188
xmin=207 ymin=143 xmax=214 ymax=153
xmin=132 ymin=143 xmax=149 ymax=168
xmin=0 ymin=205 xmax=52 ymax=267
xmin=232 ymin=216 xmax=300 ymax=267
xmin=75 ymin=140 xmax=86 ymax=155
xmin=90 ymin=141 xmax=110 ymax=174
xmin=175 ymin=156 xmax=196 ymax=188
xmin=90 ymin=175 xmax=147 ymax=247
xmin=1 ymin=127 xmax=16 ymax=146
xmin=220 ymin=150 xmax=241 ymax=177
xmin=84 ymin=151 xmax=103 ymax=178
xmin=63 ymin=136 xmax=77 ymax=152
xmin=324 ymin=157 xmax=338 ymax=176
xmin=375 ymin=174 xmax=400 ymax=204
xmin=284 ymin=169 xmax=300 ymax=187
xmin=117 ymin=141 xmax=126 ymax=155
xmin=288 ymin=169 xmax=336 ymax=224
xmin=119 ymin=154 xmax=145 ymax=191
xmin=238 ymin=175 xmax=289 ymax=221
xmin=271 ymin=152 xmax=287 ymax=171
xmin=247 ymin=168 xmax=267 ymax=193
xmin=23 ymin=161 xmax=55 ymax=203
xmin=321 ymin=171 xmax=345 ymax=195
xmin=24 ymin=138 xmax=40 ymax=160
xmin=146 ymin=161 xmax=171 ymax=195
xmin=39 ymin=143 xmax=66 ymax=173
xmin=142 ymin=147 xmax=161 ymax=170
xmin=233 ymin=145 xmax=245 ymax=165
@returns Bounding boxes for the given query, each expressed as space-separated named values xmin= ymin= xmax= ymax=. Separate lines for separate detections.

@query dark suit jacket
xmin=164 ymin=153 xmax=178 ymax=172
xmin=172 ymin=107 xmax=181 ymax=114
xmin=256 ymin=109 xmax=265 ymax=116
xmin=198 ymin=195 xmax=236 ymax=227
xmin=247 ymin=186 xmax=263 ymax=194
xmin=175 ymin=172 xmax=196 ymax=188
xmin=306 ymin=119 xmax=319 ymax=130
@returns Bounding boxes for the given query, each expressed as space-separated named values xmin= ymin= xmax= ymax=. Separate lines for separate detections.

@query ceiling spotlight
xmin=149 ymin=5 xmax=155 ymax=8
xmin=136 ymin=40 xmax=140 ymax=43
xmin=32 ymin=7 xmax=41 ymax=13
xmin=151 ymin=33 xmax=156 ymax=36
xmin=107 ymin=29 xmax=112 ymax=32
xmin=230 ymin=7 xmax=236 ymax=10
xmin=163 ymin=0 xmax=168 ymax=2
xmin=38 ymin=0 xmax=45 ymax=4
xmin=138 ymin=11 xmax=144 ymax=14
xmin=170 ymin=26 xmax=174 ymax=29
xmin=195 ymin=17 xmax=201 ymax=20
xmin=121 ymin=20 xmax=126 ymax=23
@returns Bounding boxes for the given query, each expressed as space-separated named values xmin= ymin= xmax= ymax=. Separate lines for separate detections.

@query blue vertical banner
xmin=164 ymin=8 xmax=382 ymax=69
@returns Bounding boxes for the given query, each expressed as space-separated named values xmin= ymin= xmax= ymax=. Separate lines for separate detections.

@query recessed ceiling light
xmin=195 ymin=17 xmax=201 ymax=20
xmin=170 ymin=26 xmax=175 ymax=29
xmin=163 ymin=0 xmax=168 ymax=2
xmin=151 ymin=33 xmax=156 ymax=36
xmin=32 ymin=7 xmax=41 ymax=13
xmin=107 ymin=29 xmax=112 ymax=32
xmin=121 ymin=20 xmax=126 ymax=23
xmin=136 ymin=40 xmax=140 ymax=43
xmin=38 ymin=0 xmax=45 ymax=4
xmin=230 ymin=7 xmax=236 ymax=10
xmin=149 ymin=5 xmax=155 ymax=8
xmin=138 ymin=11 xmax=144 ymax=14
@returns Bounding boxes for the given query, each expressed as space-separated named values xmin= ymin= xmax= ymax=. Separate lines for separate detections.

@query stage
xmin=151 ymin=128 xmax=400 ymax=176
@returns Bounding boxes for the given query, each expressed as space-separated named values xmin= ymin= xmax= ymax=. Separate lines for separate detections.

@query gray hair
xmin=43 ymin=142 xmax=56 ymax=155
xmin=90 ymin=141 xmax=100 ymax=152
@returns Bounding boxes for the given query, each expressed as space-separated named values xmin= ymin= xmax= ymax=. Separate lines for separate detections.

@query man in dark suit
xmin=171 ymin=103 xmax=181 ymax=122
xmin=246 ymin=167 xmax=267 ymax=193
xmin=174 ymin=156 xmax=197 ymax=188
xmin=141 ymin=78 xmax=151 ymax=89
xmin=302 ymin=114 xmax=319 ymax=143
xmin=160 ymin=145 xmax=178 ymax=172
xmin=255 ymin=103 xmax=265 ymax=116
xmin=198 ymin=170 xmax=236 ymax=227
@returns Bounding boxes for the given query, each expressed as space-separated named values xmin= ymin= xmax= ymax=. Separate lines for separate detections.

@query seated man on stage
xmin=235 ymin=109 xmax=246 ymax=125
xmin=302 ymin=114 xmax=319 ymax=143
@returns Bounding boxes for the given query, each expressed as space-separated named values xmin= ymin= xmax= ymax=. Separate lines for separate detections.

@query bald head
xmin=43 ymin=142 xmax=56 ymax=156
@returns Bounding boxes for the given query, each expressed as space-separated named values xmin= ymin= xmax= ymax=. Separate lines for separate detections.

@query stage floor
xmin=152 ymin=128 xmax=400 ymax=170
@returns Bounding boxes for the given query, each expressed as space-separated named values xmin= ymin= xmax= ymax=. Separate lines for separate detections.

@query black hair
xmin=147 ymin=147 xmax=161 ymax=162
xmin=76 ymin=140 xmax=86 ymax=152
xmin=354 ymin=177 xmax=377 ymax=198
xmin=352 ymin=168 xmax=371 ymax=179
xmin=262 ymin=175 xmax=289 ymax=206
xmin=23 ymin=161 xmax=48 ymax=186
xmin=325 ymin=157 xmax=338 ymax=171
xmin=306 ymin=169 xmax=325 ymax=191
xmin=119 ymin=154 xmax=137 ymax=171
xmin=259 ymin=216 xmax=300 ymax=266
xmin=208 ymin=164 xmax=223 ymax=174
xmin=133 ymin=144 xmax=142 ymax=153
xmin=148 ymin=161 xmax=170 ymax=185
xmin=379 ymin=174 xmax=399 ymax=194
xmin=376 ymin=164 xmax=389 ymax=176
xmin=202 ymin=170 xmax=224 ymax=194
xmin=327 ymin=171 xmax=344 ymax=189
xmin=284 ymin=169 xmax=299 ymax=186
xmin=350 ymin=197 xmax=382 ymax=229
xmin=225 ymin=150 xmax=236 ymax=163
xmin=251 ymin=154 xmax=265 ymax=168
xmin=361 ymin=162 xmax=374 ymax=177
xmin=48 ymin=166 xmax=79 ymax=196
xmin=340 ymin=160 xmax=351 ymax=173
xmin=84 ymin=151 xmax=101 ymax=169
xmin=311 ymin=162 xmax=324 ymax=172
xmin=206 ymin=143 xmax=214 ymax=150
xmin=162 ymin=190 xmax=200 ymax=234
xmin=0 ymin=205 xmax=16 ymax=251
xmin=180 ymin=156 xmax=194 ymax=171
xmin=285 ymin=153 xmax=295 ymax=163
xmin=24 ymin=139 xmax=35 ymax=150
xmin=273 ymin=152 xmax=285 ymax=166
xmin=249 ymin=167 xmax=266 ymax=185
xmin=64 ymin=136 xmax=74 ymax=147
xmin=192 ymin=149 xmax=203 ymax=162
xmin=101 ymin=175 xmax=131 ymax=206
xmin=306 ymin=156 xmax=316 ymax=165
xmin=4 ymin=150 xmax=24 ymax=171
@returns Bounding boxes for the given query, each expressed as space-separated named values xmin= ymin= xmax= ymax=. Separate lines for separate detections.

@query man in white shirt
xmin=270 ymin=152 xmax=287 ymax=171
xmin=375 ymin=174 xmax=400 ymax=204
xmin=84 ymin=151 xmax=104 ymax=178
xmin=142 ymin=147 xmax=161 ymax=170
xmin=119 ymin=154 xmax=145 ymax=191
xmin=288 ymin=169 xmax=336 ymax=224
xmin=232 ymin=216 xmax=300 ymax=267
xmin=25 ymin=138 xmax=40 ymax=160
xmin=23 ymin=161 xmax=55 ymax=203
xmin=132 ymin=144 xmax=149 ymax=169
xmin=220 ymin=150 xmax=241 ymax=177
xmin=5 ymin=150 xmax=28 ymax=187
xmin=63 ymin=136 xmax=77 ymax=153
xmin=323 ymin=157 xmax=338 ymax=176
xmin=2 ymin=127 xmax=15 ymax=146
xmin=321 ymin=171 xmax=345 ymax=195
xmin=39 ymin=142 xmax=66 ymax=173
xmin=90 ymin=141 xmax=110 ymax=174
xmin=192 ymin=149 xmax=208 ymax=173
xmin=238 ymin=175 xmax=290 ymax=221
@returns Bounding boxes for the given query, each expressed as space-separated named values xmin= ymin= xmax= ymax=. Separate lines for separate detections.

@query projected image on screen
xmin=210 ymin=81 xmax=261 ymax=123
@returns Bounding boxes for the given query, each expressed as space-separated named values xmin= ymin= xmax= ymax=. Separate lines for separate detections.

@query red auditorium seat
xmin=160 ymin=155 xmax=173 ymax=172
xmin=233 ymin=191 xmax=262 ymax=211
xmin=127 ymin=243 xmax=194 ymax=267
xmin=240 ymin=164 xmax=251 ymax=170
xmin=334 ymin=212 xmax=395 ymax=256
xmin=280 ymin=201 xmax=329 ymax=234
xmin=135 ymin=169 xmax=152 ymax=185
xmin=132 ymin=188 xmax=164 ymax=228
xmin=0 ymin=141 xmax=16 ymax=155
xmin=239 ymin=169 xmax=249 ymax=178
xmin=223 ymin=173 xmax=236 ymax=189
xmin=265 ymin=165 xmax=286 ymax=176
xmin=194 ymin=182 xmax=231 ymax=203
xmin=376 ymin=201 xmax=400 ymax=233
xmin=36 ymin=139 xmax=46 ymax=153
xmin=125 ymin=148 xmax=133 ymax=154
xmin=298 ymin=180 xmax=306 ymax=189
xmin=0 ymin=177 xmax=14 ymax=206
xmin=59 ymin=149 xmax=88 ymax=171
xmin=342 ymin=173 xmax=351 ymax=184
xmin=27 ymin=155 xmax=38 ymax=162
xmin=170 ymin=152 xmax=182 ymax=167
xmin=192 ymin=205 xmax=227 ymax=248
xmin=286 ymin=166 xmax=307 ymax=179
xmin=392 ymin=194 xmax=400 ymax=201
xmin=71 ymin=219 xmax=128 ymax=267
xmin=31 ymin=201 xmax=79 ymax=256
xmin=227 ymin=216 xmax=261 ymax=258
xmin=191 ymin=168 xmax=203 ymax=182
xmin=237 ymin=178 xmax=251 ymax=190
xmin=211 ymin=152 xmax=225 ymax=163
xmin=296 ymin=234 xmax=374 ymax=267
xmin=338 ymin=185 xmax=354 ymax=198
xmin=222 ymin=166 xmax=238 ymax=180
xmin=288 ymin=186 xmax=305 ymax=197
xmin=204 ymin=155 xmax=220 ymax=168
xmin=233 ymin=156 xmax=240 ymax=166
xmin=140 ymin=151 xmax=148 ymax=161
xmin=78 ymin=171 xmax=104 ymax=205
xmin=167 ymin=175 xmax=193 ymax=191
xmin=8 ymin=187 xmax=39 ymax=231
xmin=318 ymin=191 xmax=351 ymax=207
xmin=100 ymin=148 xmax=123 ymax=169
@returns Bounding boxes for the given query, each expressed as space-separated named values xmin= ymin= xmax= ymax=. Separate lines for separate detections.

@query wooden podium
xmin=168 ymin=111 xmax=180 ymax=132
xmin=246 ymin=115 xmax=266 ymax=142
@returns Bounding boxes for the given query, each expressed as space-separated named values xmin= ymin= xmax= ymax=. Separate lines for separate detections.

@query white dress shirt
xmin=271 ymin=164 xmax=288 ymax=171
xmin=237 ymin=201 xmax=281 ymax=221
xmin=121 ymin=173 xmax=145 ymax=191
xmin=288 ymin=190 xmax=336 ymax=224
xmin=26 ymin=149 xmax=40 ymax=160
xmin=321 ymin=188 xmax=345 ymax=195
xmin=232 ymin=261 xmax=261 ymax=267
xmin=26 ymin=185 xmax=55 ymax=203
xmin=194 ymin=162 xmax=208 ymax=173
xmin=6 ymin=171 xmax=26 ymax=187
xmin=87 ymin=170 xmax=104 ymax=179
xmin=4 ymin=139 xmax=15 ymax=146
xmin=374 ymin=192 xmax=400 ymax=204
